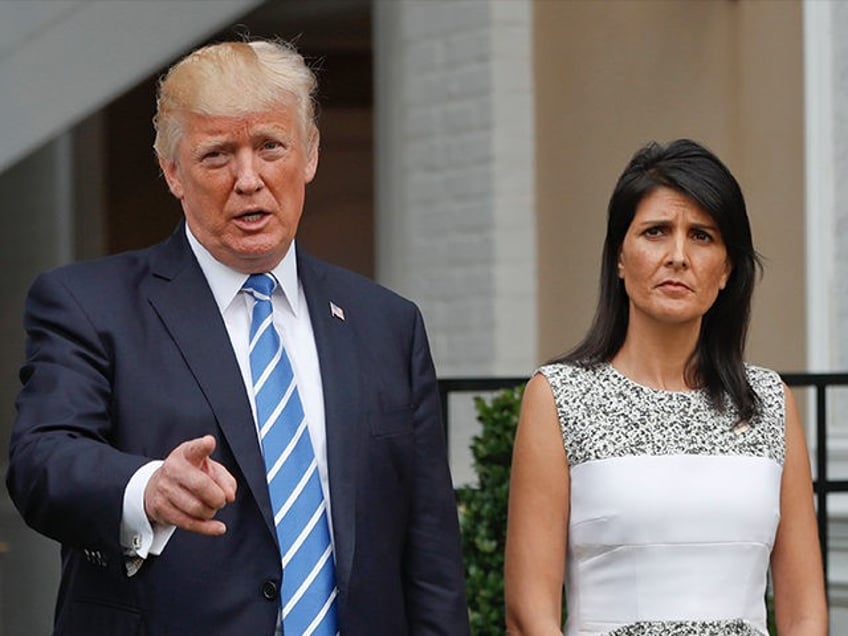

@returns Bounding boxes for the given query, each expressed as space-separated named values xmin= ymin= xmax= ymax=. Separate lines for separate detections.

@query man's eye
xmin=261 ymin=140 xmax=284 ymax=151
xmin=200 ymin=151 xmax=228 ymax=166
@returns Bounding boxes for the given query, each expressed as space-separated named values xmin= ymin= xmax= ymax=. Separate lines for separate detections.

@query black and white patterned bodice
xmin=537 ymin=363 xmax=786 ymax=636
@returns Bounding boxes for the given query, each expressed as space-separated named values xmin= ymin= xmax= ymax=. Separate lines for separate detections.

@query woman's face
xmin=617 ymin=186 xmax=732 ymax=329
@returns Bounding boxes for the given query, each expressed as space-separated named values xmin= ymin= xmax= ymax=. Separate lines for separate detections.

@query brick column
xmin=374 ymin=0 xmax=536 ymax=378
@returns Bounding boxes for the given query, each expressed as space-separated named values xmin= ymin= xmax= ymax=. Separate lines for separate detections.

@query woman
xmin=504 ymin=139 xmax=827 ymax=635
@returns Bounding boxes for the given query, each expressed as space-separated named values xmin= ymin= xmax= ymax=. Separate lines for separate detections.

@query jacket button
xmin=261 ymin=580 xmax=278 ymax=601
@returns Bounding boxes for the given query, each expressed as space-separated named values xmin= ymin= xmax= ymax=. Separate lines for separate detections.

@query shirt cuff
xmin=120 ymin=460 xmax=176 ymax=558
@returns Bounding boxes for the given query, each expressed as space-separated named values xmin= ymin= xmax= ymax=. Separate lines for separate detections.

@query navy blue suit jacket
xmin=7 ymin=225 xmax=470 ymax=635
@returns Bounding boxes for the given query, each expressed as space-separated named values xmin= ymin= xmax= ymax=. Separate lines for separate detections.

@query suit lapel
xmin=298 ymin=251 xmax=361 ymax=595
xmin=143 ymin=232 xmax=360 ymax=587
xmin=146 ymin=227 xmax=276 ymax=537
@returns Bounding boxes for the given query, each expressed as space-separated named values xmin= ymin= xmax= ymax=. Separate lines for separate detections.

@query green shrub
xmin=456 ymin=385 xmax=524 ymax=635
xmin=456 ymin=385 xmax=569 ymax=632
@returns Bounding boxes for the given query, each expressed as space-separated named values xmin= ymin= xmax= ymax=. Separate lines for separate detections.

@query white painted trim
xmin=803 ymin=0 xmax=835 ymax=372
xmin=372 ymin=0 xmax=408 ymax=293
xmin=490 ymin=0 xmax=537 ymax=374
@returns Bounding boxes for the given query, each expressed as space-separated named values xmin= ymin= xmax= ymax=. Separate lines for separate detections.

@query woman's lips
xmin=657 ymin=280 xmax=692 ymax=291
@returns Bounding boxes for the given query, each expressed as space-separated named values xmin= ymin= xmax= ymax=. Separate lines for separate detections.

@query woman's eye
xmin=644 ymin=226 xmax=664 ymax=237
xmin=692 ymin=230 xmax=713 ymax=242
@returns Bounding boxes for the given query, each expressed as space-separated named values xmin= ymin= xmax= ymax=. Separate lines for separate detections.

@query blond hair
xmin=153 ymin=39 xmax=318 ymax=161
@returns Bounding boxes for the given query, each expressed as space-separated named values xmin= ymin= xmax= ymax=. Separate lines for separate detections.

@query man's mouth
xmin=237 ymin=210 xmax=269 ymax=222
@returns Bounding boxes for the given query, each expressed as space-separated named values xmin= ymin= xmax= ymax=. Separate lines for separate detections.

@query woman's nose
xmin=667 ymin=233 xmax=688 ymax=268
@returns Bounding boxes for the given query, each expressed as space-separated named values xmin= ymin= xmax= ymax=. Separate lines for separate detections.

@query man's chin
xmin=222 ymin=244 xmax=291 ymax=274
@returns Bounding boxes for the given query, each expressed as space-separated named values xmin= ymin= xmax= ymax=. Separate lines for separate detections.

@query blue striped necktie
xmin=242 ymin=273 xmax=339 ymax=636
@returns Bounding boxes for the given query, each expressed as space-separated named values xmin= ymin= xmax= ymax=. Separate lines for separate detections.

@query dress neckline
xmin=603 ymin=362 xmax=704 ymax=396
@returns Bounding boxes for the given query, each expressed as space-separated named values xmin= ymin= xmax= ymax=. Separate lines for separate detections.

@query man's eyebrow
xmin=191 ymin=138 xmax=231 ymax=155
xmin=251 ymin=125 xmax=291 ymax=140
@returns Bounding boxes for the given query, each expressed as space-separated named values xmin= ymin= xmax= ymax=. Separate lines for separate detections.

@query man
xmin=7 ymin=39 xmax=469 ymax=635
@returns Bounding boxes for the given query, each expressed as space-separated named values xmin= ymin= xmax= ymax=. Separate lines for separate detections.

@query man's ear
xmin=304 ymin=129 xmax=320 ymax=184
xmin=159 ymin=156 xmax=184 ymax=199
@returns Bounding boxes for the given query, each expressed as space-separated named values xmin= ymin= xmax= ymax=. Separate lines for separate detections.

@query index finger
xmin=180 ymin=435 xmax=217 ymax=467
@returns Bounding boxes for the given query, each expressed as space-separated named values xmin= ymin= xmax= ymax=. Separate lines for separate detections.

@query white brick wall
xmin=374 ymin=0 xmax=536 ymax=378
xmin=374 ymin=0 xmax=535 ymax=487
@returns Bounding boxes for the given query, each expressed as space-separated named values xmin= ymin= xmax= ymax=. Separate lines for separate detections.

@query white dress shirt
xmin=120 ymin=225 xmax=331 ymax=558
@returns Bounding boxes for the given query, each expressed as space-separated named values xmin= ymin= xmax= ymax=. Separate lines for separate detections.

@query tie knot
xmin=243 ymin=273 xmax=277 ymax=300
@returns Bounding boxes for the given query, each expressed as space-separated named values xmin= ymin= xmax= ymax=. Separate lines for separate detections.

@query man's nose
xmin=233 ymin=152 xmax=263 ymax=194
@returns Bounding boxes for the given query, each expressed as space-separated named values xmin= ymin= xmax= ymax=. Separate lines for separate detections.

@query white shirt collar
xmin=184 ymin=224 xmax=301 ymax=316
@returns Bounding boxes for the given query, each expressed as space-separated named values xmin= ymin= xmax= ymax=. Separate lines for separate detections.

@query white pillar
xmin=374 ymin=0 xmax=536 ymax=378
xmin=374 ymin=0 xmax=536 ymax=487
xmin=805 ymin=0 xmax=847 ymax=627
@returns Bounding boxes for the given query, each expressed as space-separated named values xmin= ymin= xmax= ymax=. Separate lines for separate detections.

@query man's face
xmin=160 ymin=107 xmax=318 ymax=273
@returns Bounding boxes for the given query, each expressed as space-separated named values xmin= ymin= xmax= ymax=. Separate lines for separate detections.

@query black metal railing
xmin=782 ymin=372 xmax=848 ymax=584
xmin=439 ymin=371 xmax=848 ymax=585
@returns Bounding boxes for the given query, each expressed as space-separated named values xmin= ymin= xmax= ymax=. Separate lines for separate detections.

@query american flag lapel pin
xmin=330 ymin=301 xmax=345 ymax=321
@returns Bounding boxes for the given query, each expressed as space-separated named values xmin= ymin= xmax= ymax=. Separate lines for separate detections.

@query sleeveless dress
xmin=537 ymin=362 xmax=785 ymax=636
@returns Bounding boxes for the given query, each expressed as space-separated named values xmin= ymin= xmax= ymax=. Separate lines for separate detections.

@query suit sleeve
xmin=6 ymin=272 xmax=148 ymax=560
xmin=403 ymin=307 xmax=471 ymax=635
